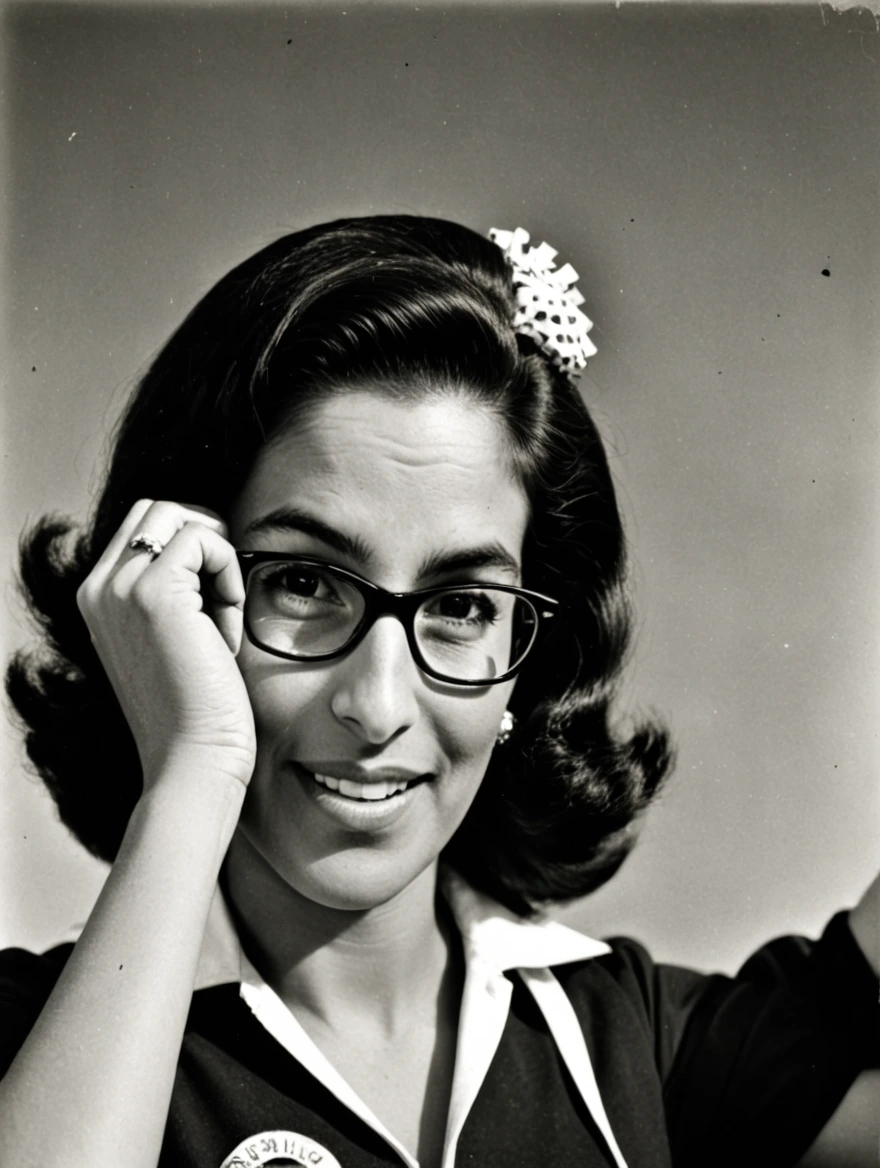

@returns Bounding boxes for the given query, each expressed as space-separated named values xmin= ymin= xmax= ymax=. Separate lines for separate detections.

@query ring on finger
xmin=129 ymin=531 xmax=166 ymax=560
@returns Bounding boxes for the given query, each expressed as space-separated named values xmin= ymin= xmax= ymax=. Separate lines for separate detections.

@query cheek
xmin=237 ymin=644 xmax=513 ymax=782
xmin=236 ymin=651 xmax=327 ymax=753
xmin=434 ymin=686 xmax=514 ymax=782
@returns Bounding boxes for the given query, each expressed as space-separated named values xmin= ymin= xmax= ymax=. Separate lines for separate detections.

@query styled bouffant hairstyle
xmin=6 ymin=215 xmax=673 ymax=916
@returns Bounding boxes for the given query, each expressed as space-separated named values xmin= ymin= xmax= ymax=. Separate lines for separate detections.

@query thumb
xmin=210 ymin=599 xmax=244 ymax=656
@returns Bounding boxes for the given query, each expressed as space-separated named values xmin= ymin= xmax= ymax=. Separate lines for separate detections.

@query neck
xmin=222 ymin=829 xmax=456 ymax=1036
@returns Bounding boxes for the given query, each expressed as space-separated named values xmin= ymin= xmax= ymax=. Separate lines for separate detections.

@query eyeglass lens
xmin=244 ymin=560 xmax=539 ymax=681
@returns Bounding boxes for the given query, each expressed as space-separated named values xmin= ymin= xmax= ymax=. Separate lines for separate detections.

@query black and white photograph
xmin=1 ymin=2 xmax=878 ymax=1165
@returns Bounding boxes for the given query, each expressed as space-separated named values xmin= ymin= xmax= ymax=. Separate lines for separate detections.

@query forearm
xmin=795 ymin=1070 xmax=880 ymax=1167
xmin=0 ymin=765 xmax=244 ymax=1168
xmin=848 ymin=869 xmax=880 ymax=978
xmin=795 ymin=876 xmax=880 ymax=1165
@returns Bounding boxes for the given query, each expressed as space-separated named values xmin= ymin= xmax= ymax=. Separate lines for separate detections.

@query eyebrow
xmin=241 ymin=506 xmax=521 ymax=581
xmin=417 ymin=544 xmax=521 ymax=581
xmin=242 ymin=507 xmax=372 ymax=564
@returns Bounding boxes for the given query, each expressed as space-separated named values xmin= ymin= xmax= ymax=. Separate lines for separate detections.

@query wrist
xmin=130 ymin=760 xmax=247 ymax=858
xmin=141 ymin=741 xmax=254 ymax=796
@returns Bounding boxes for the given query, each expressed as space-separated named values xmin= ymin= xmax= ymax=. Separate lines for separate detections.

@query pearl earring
xmin=496 ymin=709 xmax=516 ymax=745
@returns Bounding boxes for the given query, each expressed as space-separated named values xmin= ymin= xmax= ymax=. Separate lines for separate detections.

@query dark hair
xmin=6 ymin=215 xmax=673 ymax=915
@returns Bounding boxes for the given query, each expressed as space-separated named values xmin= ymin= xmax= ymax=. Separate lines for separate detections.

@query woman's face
xmin=228 ymin=389 xmax=530 ymax=911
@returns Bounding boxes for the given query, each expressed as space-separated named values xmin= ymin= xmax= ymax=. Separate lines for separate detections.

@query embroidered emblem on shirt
xmin=219 ymin=1130 xmax=342 ymax=1168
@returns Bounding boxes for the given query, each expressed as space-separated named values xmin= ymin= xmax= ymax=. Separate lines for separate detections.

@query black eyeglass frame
xmin=236 ymin=551 xmax=561 ymax=687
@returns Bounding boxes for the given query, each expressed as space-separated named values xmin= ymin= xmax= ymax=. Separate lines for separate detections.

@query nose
xmin=329 ymin=615 xmax=421 ymax=745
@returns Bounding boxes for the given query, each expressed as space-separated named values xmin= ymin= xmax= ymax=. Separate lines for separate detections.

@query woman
xmin=1 ymin=216 xmax=877 ymax=1168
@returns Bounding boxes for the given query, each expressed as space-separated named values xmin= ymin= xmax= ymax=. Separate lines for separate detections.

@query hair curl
xmin=6 ymin=215 xmax=673 ymax=915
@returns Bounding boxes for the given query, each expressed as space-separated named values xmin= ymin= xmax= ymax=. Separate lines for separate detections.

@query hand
xmin=77 ymin=499 xmax=257 ymax=791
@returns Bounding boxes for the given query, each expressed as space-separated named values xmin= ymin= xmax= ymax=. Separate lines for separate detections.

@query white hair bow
xmin=489 ymin=226 xmax=597 ymax=376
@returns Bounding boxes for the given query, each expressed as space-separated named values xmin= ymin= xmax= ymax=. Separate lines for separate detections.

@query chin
xmin=295 ymin=862 xmax=434 ymax=912
xmin=242 ymin=820 xmax=439 ymax=913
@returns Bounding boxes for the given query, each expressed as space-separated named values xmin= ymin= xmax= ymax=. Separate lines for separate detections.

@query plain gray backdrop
xmin=2 ymin=0 xmax=878 ymax=973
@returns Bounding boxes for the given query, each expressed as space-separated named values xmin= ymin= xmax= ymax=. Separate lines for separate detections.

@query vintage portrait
xmin=1 ymin=3 xmax=878 ymax=1165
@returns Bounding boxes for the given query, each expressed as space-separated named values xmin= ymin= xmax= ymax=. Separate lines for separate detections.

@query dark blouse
xmin=0 ymin=912 xmax=877 ymax=1168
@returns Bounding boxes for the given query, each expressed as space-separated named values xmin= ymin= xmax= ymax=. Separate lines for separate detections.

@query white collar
xmin=195 ymin=871 xmax=626 ymax=1168
xmin=193 ymin=867 xmax=609 ymax=991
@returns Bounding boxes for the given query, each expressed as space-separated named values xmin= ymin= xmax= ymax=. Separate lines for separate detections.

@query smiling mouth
xmin=303 ymin=769 xmax=429 ymax=802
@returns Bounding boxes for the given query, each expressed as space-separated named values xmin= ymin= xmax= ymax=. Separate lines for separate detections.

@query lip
xmin=288 ymin=761 xmax=430 ymax=831
xmin=295 ymin=761 xmax=430 ymax=785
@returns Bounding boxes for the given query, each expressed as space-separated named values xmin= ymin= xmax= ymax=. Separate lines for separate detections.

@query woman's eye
xmin=261 ymin=565 xmax=341 ymax=605
xmin=431 ymin=592 xmax=498 ymax=624
xmin=280 ymin=569 xmax=323 ymax=597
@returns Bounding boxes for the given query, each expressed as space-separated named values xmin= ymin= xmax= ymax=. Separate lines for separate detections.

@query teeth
xmin=341 ymin=778 xmax=389 ymax=800
xmin=312 ymin=772 xmax=412 ymax=801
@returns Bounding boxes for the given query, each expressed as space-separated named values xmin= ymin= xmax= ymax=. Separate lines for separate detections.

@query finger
xmin=183 ymin=526 xmax=246 ymax=656
xmin=210 ymin=597 xmax=244 ymax=657
xmin=126 ymin=523 xmax=246 ymax=654
xmin=175 ymin=503 xmax=229 ymax=534
xmin=202 ymin=544 xmax=247 ymax=656
xmin=114 ymin=502 xmax=226 ymax=574
xmin=91 ymin=500 xmax=230 ymax=582
xmin=89 ymin=498 xmax=155 ymax=578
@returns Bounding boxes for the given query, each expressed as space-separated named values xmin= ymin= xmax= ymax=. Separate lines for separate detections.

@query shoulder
xmin=550 ymin=935 xmax=712 ymax=1081
xmin=555 ymin=910 xmax=879 ymax=1026
xmin=0 ymin=943 xmax=74 ymax=1077
xmin=549 ymin=912 xmax=880 ymax=1088
xmin=553 ymin=932 xmax=709 ymax=1016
